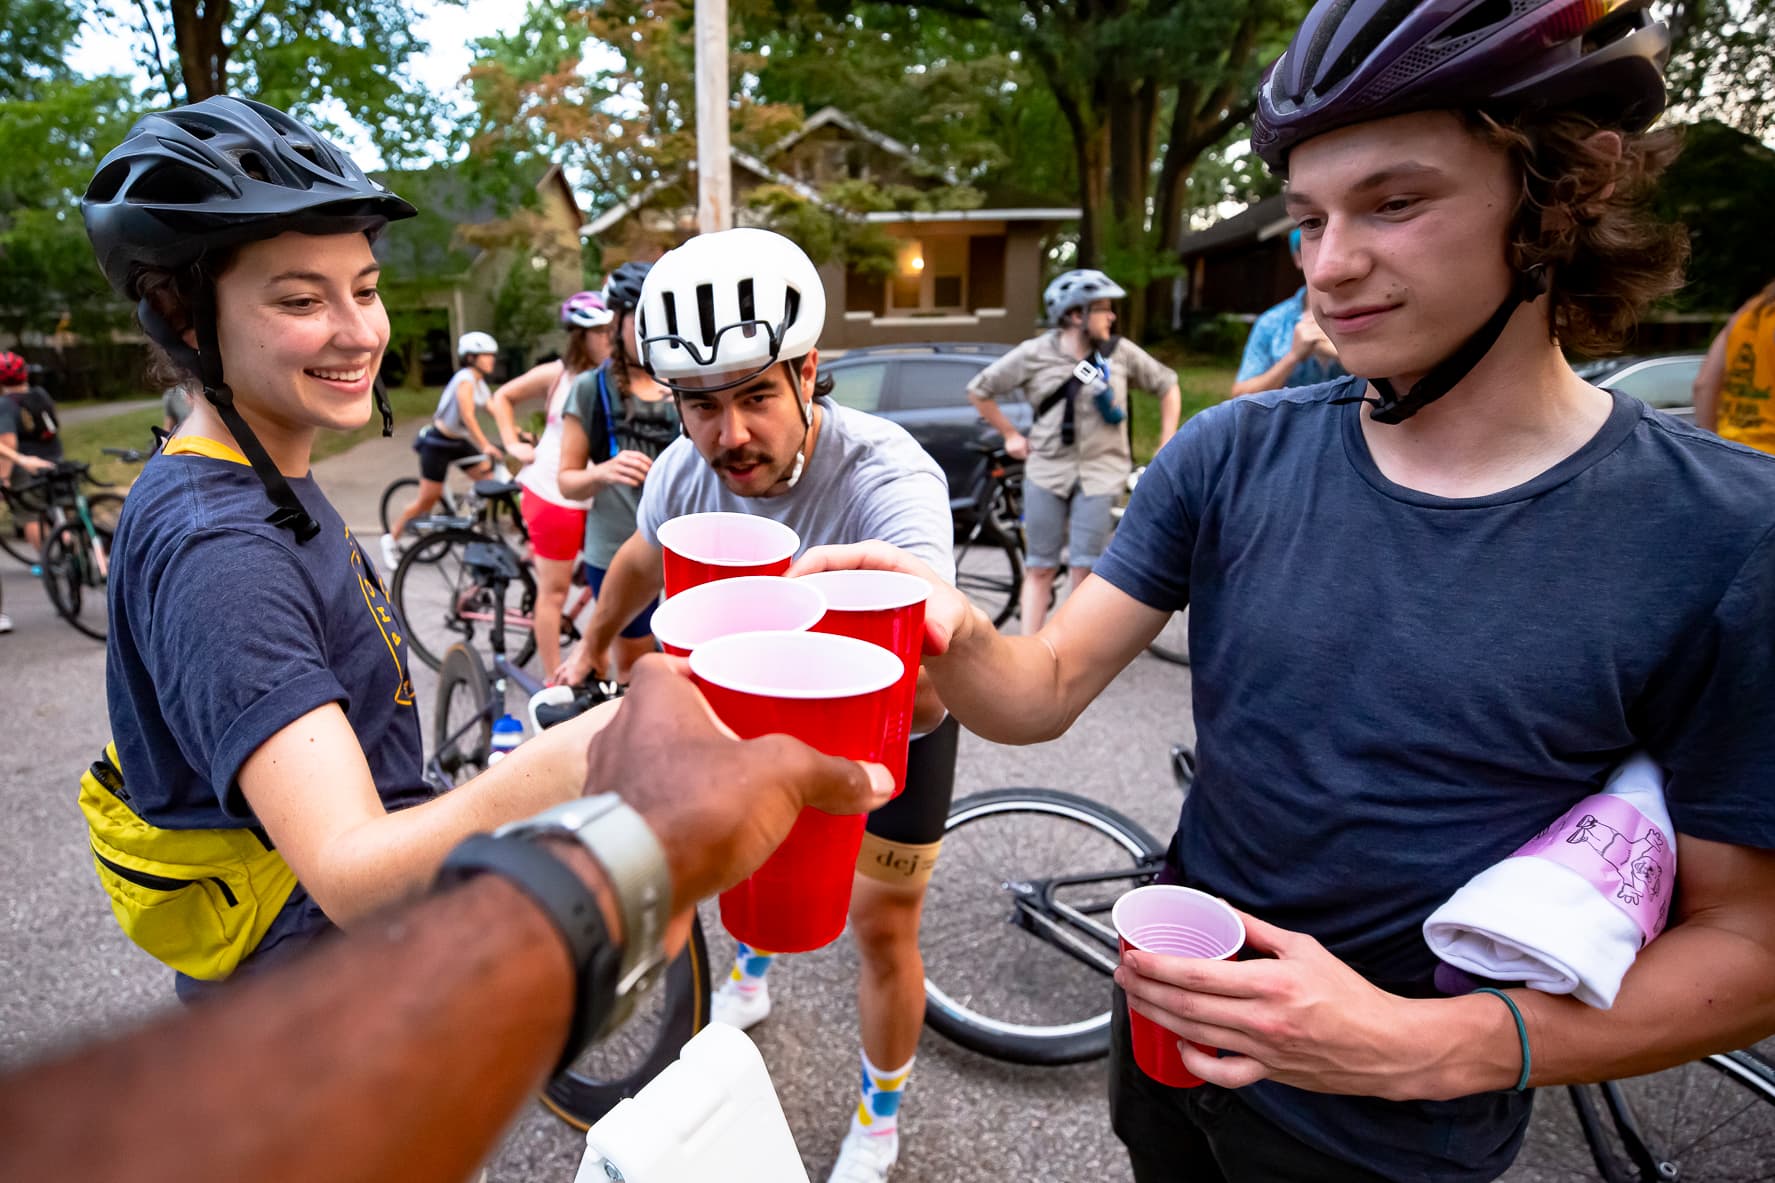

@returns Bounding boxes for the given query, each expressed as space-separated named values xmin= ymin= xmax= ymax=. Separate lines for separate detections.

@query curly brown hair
xmin=1473 ymin=112 xmax=1689 ymax=357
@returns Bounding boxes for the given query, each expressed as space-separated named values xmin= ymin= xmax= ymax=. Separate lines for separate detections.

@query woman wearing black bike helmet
xmin=80 ymin=98 xmax=620 ymax=997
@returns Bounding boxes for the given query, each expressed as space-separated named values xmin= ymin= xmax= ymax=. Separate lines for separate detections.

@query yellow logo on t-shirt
xmin=348 ymin=527 xmax=414 ymax=707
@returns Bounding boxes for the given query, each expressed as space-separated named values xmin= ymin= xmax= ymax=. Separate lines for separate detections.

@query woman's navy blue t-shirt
xmin=1095 ymin=381 xmax=1775 ymax=1181
xmin=105 ymin=439 xmax=429 ymax=992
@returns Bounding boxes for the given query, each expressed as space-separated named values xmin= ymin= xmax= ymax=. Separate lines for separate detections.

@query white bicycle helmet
xmin=457 ymin=331 xmax=498 ymax=358
xmin=636 ymin=228 xmax=827 ymax=394
xmin=1043 ymin=269 xmax=1126 ymax=326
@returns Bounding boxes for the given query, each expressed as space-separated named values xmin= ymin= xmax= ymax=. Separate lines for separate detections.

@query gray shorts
xmin=1023 ymin=481 xmax=1116 ymax=570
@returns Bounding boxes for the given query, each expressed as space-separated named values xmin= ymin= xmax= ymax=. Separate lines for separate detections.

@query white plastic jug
xmin=574 ymin=1024 xmax=809 ymax=1183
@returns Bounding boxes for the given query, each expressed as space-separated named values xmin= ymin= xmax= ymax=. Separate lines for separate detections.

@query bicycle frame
xmin=1004 ymin=860 xmax=1165 ymax=977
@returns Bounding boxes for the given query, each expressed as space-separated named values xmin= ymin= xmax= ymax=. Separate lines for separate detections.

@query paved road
xmin=0 ymin=420 xmax=1730 ymax=1182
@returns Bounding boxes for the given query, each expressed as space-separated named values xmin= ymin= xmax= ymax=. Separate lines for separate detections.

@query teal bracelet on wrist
xmin=1473 ymin=986 xmax=1532 ymax=1093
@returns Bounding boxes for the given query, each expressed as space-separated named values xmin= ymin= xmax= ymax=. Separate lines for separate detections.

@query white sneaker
xmin=827 ymin=1126 xmax=899 ymax=1183
xmin=379 ymin=533 xmax=403 ymax=574
xmin=0 ymin=612 xmax=12 ymax=634
xmin=710 ymin=978 xmax=771 ymax=1031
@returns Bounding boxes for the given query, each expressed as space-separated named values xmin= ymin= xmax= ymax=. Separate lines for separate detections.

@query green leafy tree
xmin=1656 ymin=119 xmax=1775 ymax=312
xmin=1664 ymin=0 xmax=1775 ymax=140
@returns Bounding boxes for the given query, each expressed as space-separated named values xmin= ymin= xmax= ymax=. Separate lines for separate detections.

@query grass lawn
xmin=1128 ymin=346 xmax=1237 ymax=465
xmin=47 ymin=385 xmax=445 ymax=489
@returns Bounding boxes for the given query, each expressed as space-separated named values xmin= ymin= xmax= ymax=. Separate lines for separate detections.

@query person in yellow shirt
xmin=1694 ymin=281 xmax=1775 ymax=451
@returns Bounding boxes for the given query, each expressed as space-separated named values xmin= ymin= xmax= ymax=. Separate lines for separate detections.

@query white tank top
xmin=515 ymin=368 xmax=591 ymax=510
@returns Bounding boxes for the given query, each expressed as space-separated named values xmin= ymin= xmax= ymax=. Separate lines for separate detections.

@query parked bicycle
xmin=388 ymin=476 xmax=586 ymax=671
xmin=422 ymin=540 xmax=708 ymax=1130
xmin=918 ymin=748 xmax=1775 ymax=1181
xmin=4 ymin=449 xmax=148 ymax=639
xmin=951 ymin=444 xmax=1027 ymax=629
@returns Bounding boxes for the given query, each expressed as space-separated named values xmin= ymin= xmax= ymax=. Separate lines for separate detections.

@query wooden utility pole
xmin=695 ymin=0 xmax=732 ymax=234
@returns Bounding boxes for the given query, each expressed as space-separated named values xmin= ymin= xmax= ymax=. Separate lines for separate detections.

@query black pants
xmin=1108 ymin=989 xmax=1394 ymax=1183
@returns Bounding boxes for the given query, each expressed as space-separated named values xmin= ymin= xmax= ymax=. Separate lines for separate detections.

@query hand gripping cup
xmin=690 ymin=631 xmax=905 ymax=953
xmin=657 ymin=512 xmax=800 ymax=598
xmin=649 ymin=576 xmax=828 ymax=658
xmin=1112 ymin=885 xmax=1245 ymax=1087
xmin=797 ymin=570 xmax=929 ymax=798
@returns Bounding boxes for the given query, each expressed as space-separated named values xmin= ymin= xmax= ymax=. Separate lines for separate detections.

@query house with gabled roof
xmin=583 ymin=107 xmax=1079 ymax=350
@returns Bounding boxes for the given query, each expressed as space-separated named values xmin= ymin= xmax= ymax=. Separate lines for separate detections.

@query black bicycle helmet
xmin=1251 ymin=0 xmax=1669 ymax=425
xmin=81 ymin=97 xmax=416 ymax=541
xmin=601 ymin=261 xmax=653 ymax=314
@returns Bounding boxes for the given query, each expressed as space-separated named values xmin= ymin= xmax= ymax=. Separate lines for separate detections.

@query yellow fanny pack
xmin=78 ymin=742 xmax=299 ymax=981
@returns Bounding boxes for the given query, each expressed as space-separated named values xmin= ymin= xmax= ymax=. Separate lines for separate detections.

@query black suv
xmin=819 ymin=343 xmax=1033 ymax=503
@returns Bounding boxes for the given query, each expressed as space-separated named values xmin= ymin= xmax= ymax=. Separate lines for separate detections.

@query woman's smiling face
xmin=211 ymin=230 xmax=389 ymax=435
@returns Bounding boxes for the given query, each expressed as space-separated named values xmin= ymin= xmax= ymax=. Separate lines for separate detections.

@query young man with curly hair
xmin=797 ymin=2 xmax=1775 ymax=1179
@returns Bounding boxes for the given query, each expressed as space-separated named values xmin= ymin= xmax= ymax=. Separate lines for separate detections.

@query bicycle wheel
xmin=86 ymin=492 xmax=126 ymax=535
xmin=922 ymin=788 xmax=1165 ymax=1065
xmin=378 ymin=476 xmax=420 ymax=537
xmin=41 ymin=521 xmax=110 ymax=641
xmin=390 ymin=529 xmax=540 ymax=671
xmin=1146 ymin=608 xmax=1190 ymax=667
xmin=431 ymin=643 xmax=492 ymax=789
xmin=954 ymin=520 xmax=1024 ymax=630
xmin=540 ymin=914 xmax=711 ymax=1129
xmin=1519 ymin=1046 xmax=1775 ymax=1182
xmin=0 ymin=496 xmax=39 ymax=566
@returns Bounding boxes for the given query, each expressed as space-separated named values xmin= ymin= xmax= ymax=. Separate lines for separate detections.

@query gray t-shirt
xmin=1097 ymin=378 xmax=1775 ymax=1181
xmin=432 ymin=367 xmax=490 ymax=439
xmin=638 ymin=398 xmax=955 ymax=583
xmin=566 ymin=363 xmax=683 ymax=569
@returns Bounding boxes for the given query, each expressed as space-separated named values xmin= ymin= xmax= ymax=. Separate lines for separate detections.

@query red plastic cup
xmin=649 ymin=576 xmax=828 ymax=658
xmin=797 ymin=570 xmax=929 ymax=797
xmin=690 ymin=631 xmax=905 ymax=953
xmin=1112 ymin=885 xmax=1245 ymax=1087
xmin=657 ymin=512 xmax=799 ymax=598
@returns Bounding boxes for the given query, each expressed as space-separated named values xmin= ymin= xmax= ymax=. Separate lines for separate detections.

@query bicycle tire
xmin=0 ymin=495 xmax=40 ymax=566
xmin=85 ymin=492 xmax=126 ymax=536
xmin=41 ymin=521 xmax=110 ymax=641
xmin=390 ymin=528 xmax=540 ymax=671
xmin=1146 ymin=609 xmax=1190 ymax=667
xmin=1556 ymin=1046 xmax=1775 ymax=1183
xmin=954 ymin=520 xmax=1024 ymax=630
xmin=922 ymin=787 xmax=1165 ymax=1065
xmin=432 ymin=643 xmax=493 ymax=789
xmin=378 ymin=476 xmax=421 ymax=538
xmin=540 ymin=914 xmax=712 ymax=1129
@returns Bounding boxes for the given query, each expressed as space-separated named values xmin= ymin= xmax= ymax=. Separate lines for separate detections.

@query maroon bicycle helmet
xmin=0 ymin=352 xmax=25 ymax=387
xmin=1253 ymin=0 xmax=1670 ymax=172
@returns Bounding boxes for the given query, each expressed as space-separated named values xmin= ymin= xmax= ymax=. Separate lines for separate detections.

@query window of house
xmin=886 ymin=236 xmax=969 ymax=315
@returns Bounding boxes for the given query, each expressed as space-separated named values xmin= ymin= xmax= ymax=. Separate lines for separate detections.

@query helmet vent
xmin=1321 ymin=0 xmax=1420 ymax=95
xmin=129 ymin=164 xmax=226 ymax=204
xmin=1436 ymin=0 xmax=1514 ymax=43
xmin=738 ymin=277 xmax=756 ymax=322
xmin=660 ymin=290 xmax=680 ymax=338
xmin=695 ymin=282 xmax=717 ymax=348
xmin=231 ymin=150 xmax=271 ymax=184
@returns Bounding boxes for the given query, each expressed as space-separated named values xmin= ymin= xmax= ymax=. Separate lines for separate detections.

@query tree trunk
xmin=168 ymin=0 xmax=234 ymax=102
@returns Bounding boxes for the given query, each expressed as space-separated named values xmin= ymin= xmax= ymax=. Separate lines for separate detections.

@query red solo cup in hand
xmin=648 ymin=576 xmax=828 ymax=658
xmin=657 ymin=512 xmax=799 ymax=598
xmin=690 ymin=631 xmax=904 ymax=953
xmin=797 ymin=569 xmax=928 ymax=798
xmin=1112 ymin=885 xmax=1245 ymax=1087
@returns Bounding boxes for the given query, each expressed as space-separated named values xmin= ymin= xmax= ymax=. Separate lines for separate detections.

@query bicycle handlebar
xmin=102 ymin=447 xmax=152 ymax=464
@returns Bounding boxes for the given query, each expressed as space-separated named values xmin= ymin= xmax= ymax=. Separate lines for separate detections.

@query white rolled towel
xmin=1423 ymin=753 xmax=1676 ymax=1009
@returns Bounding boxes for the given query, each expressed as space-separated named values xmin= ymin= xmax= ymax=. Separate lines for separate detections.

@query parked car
xmin=819 ymin=343 xmax=1034 ymax=505
xmin=1574 ymin=352 xmax=1706 ymax=420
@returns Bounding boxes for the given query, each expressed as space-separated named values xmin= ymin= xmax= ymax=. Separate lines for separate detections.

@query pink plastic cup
xmin=690 ymin=631 xmax=904 ymax=953
xmin=649 ymin=576 xmax=828 ymax=658
xmin=797 ymin=570 xmax=929 ymax=798
xmin=657 ymin=512 xmax=799 ymax=598
xmin=1112 ymin=885 xmax=1245 ymax=1087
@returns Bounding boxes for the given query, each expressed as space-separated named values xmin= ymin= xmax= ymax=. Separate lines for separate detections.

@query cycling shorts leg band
xmin=856 ymin=832 xmax=943 ymax=887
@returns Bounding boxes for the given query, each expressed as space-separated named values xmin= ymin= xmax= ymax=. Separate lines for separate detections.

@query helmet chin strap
xmin=782 ymin=359 xmax=815 ymax=491
xmin=140 ymin=291 xmax=322 ymax=543
xmin=1336 ymin=267 xmax=1550 ymax=426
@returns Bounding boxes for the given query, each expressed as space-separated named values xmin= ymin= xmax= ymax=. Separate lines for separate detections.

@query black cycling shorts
xmin=864 ymin=714 xmax=960 ymax=846
xmin=413 ymin=428 xmax=482 ymax=482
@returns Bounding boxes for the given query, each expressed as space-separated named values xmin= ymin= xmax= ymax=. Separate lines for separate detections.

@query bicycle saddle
xmin=472 ymin=479 xmax=523 ymax=500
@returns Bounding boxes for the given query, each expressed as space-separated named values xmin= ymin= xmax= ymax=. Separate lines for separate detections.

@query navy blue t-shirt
xmin=1096 ymin=380 xmax=1775 ymax=1181
xmin=105 ymin=442 xmax=429 ymax=993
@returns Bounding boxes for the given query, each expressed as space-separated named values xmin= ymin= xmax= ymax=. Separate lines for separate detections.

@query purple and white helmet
xmin=561 ymin=290 xmax=614 ymax=330
xmin=1252 ymin=0 xmax=1669 ymax=172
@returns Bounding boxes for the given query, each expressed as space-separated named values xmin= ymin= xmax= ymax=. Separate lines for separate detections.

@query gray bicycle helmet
xmin=1043 ymin=269 xmax=1127 ymax=326
xmin=601 ymin=261 xmax=654 ymax=314
xmin=82 ymin=96 xmax=416 ymax=542
xmin=1253 ymin=0 xmax=1669 ymax=172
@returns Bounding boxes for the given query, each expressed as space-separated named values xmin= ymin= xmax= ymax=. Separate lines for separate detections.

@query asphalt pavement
xmin=0 ymin=418 xmax=1688 ymax=1182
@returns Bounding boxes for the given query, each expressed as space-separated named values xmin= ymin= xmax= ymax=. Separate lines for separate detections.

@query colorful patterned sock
xmin=851 ymin=1049 xmax=915 ymax=1138
xmin=727 ymin=942 xmax=775 ymax=993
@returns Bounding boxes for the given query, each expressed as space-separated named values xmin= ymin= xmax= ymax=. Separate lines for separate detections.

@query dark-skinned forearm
xmin=0 ymin=841 xmax=617 ymax=1183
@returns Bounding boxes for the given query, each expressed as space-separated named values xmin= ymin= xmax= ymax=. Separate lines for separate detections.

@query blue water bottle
xmin=488 ymin=713 xmax=525 ymax=764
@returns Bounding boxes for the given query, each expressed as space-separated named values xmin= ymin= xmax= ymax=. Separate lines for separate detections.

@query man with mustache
xmin=553 ymin=228 xmax=955 ymax=1183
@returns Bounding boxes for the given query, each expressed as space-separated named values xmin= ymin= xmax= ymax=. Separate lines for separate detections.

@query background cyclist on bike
xmin=80 ymin=97 xmax=661 ymax=1001
xmin=798 ymin=1 xmax=1775 ymax=1179
xmin=966 ymin=270 xmax=1181 ymax=633
xmin=552 ymin=228 xmax=955 ymax=1183
xmin=484 ymin=292 xmax=615 ymax=674
xmin=556 ymin=261 xmax=679 ymax=680
xmin=381 ymin=330 xmax=504 ymax=571
xmin=0 ymin=350 xmax=61 ymax=566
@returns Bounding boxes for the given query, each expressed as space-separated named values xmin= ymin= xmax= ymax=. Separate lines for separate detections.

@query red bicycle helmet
xmin=0 ymin=352 xmax=26 ymax=386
